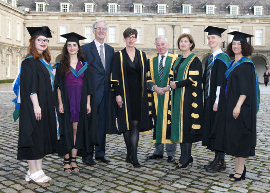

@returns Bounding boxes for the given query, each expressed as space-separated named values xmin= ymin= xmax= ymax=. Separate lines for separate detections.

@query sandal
xmin=70 ymin=157 xmax=79 ymax=172
xmin=25 ymin=171 xmax=31 ymax=182
xmin=29 ymin=171 xmax=49 ymax=183
xmin=64 ymin=157 xmax=72 ymax=173
xmin=38 ymin=170 xmax=51 ymax=181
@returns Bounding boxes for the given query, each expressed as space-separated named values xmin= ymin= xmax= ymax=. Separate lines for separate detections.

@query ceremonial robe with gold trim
xmin=146 ymin=53 xmax=178 ymax=144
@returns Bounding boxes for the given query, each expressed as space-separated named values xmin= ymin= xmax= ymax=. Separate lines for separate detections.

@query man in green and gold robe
xmin=146 ymin=36 xmax=178 ymax=163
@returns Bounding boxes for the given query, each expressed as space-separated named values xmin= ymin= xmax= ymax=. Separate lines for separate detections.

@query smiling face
xmin=156 ymin=38 xmax=169 ymax=56
xmin=207 ymin=35 xmax=221 ymax=50
xmin=93 ymin=21 xmax=107 ymax=43
xmin=35 ymin=35 xmax=48 ymax=54
xmin=232 ymin=40 xmax=242 ymax=55
xmin=124 ymin=34 xmax=137 ymax=48
xmin=179 ymin=37 xmax=192 ymax=52
xmin=67 ymin=42 xmax=79 ymax=56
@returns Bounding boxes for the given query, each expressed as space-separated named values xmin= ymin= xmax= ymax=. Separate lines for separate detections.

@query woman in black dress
xmin=169 ymin=34 xmax=203 ymax=169
xmin=111 ymin=28 xmax=151 ymax=167
xmin=16 ymin=27 xmax=57 ymax=183
xmin=216 ymin=31 xmax=257 ymax=181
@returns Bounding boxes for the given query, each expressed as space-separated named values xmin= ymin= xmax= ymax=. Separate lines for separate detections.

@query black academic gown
xmin=215 ymin=62 xmax=257 ymax=157
xmin=109 ymin=48 xmax=153 ymax=133
xmin=17 ymin=58 xmax=57 ymax=160
xmin=202 ymin=59 xmax=228 ymax=151
xmin=171 ymin=57 xmax=203 ymax=143
xmin=54 ymin=63 xmax=99 ymax=157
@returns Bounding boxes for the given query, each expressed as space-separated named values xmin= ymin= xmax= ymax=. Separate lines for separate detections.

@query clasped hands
xmin=153 ymin=85 xmax=171 ymax=95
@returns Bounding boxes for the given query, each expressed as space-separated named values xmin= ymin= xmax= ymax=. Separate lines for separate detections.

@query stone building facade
xmin=1 ymin=0 xmax=270 ymax=82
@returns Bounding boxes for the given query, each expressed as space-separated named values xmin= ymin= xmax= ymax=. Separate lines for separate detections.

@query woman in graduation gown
xmin=110 ymin=28 xmax=152 ymax=168
xmin=169 ymin=34 xmax=203 ymax=169
xmin=215 ymin=32 xmax=257 ymax=181
xmin=17 ymin=26 xmax=57 ymax=183
xmin=54 ymin=32 xmax=98 ymax=173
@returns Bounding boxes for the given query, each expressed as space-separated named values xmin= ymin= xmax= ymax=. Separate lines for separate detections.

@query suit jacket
xmin=81 ymin=41 xmax=114 ymax=105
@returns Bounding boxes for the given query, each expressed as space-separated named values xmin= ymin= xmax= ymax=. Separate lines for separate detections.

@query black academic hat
xmin=60 ymin=32 xmax=86 ymax=44
xmin=27 ymin=26 xmax=52 ymax=38
xmin=204 ymin=26 xmax=226 ymax=37
xmin=228 ymin=31 xmax=253 ymax=42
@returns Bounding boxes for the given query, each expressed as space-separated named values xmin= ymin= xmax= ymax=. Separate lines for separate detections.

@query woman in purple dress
xmin=54 ymin=32 xmax=98 ymax=173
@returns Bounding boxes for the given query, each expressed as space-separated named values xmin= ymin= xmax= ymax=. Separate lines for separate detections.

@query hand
xmin=87 ymin=103 xmax=91 ymax=114
xmin=34 ymin=105 xmax=42 ymax=121
xmin=116 ymin=95 xmax=123 ymax=108
xmin=162 ymin=86 xmax=170 ymax=93
xmin=170 ymin=81 xmax=177 ymax=89
xmin=233 ymin=106 xmax=241 ymax=119
xmin=213 ymin=103 xmax=218 ymax=111
xmin=59 ymin=103 xmax=64 ymax=114
xmin=153 ymin=86 xmax=164 ymax=95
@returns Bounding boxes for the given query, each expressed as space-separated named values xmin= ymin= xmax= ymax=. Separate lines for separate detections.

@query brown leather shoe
xmin=206 ymin=158 xmax=226 ymax=173
xmin=204 ymin=156 xmax=217 ymax=169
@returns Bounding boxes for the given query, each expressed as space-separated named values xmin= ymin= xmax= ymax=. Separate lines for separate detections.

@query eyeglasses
xmin=94 ymin=27 xmax=107 ymax=31
xmin=127 ymin=36 xmax=136 ymax=40
xmin=36 ymin=38 xmax=49 ymax=43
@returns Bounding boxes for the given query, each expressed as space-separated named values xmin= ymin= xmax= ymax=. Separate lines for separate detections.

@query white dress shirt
xmin=94 ymin=39 xmax=106 ymax=59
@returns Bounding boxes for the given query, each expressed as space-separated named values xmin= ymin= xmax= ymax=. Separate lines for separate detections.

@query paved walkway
xmin=0 ymin=83 xmax=269 ymax=193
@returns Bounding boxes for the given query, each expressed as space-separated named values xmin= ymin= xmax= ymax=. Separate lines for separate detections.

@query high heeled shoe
xmin=231 ymin=165 xmax=246 ymax=181
xmin=64 ymin=157 xmax=72 ymax=173
xmin=25 ymin=171 xmax=31 ymax=182
xmin=29 ymin=171 xmax=49 ymax=183
xmin=176 ymin=156 xmax=193 ymax=169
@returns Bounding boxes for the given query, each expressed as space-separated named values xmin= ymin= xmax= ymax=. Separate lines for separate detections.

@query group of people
xmin=14 ymin=19 xmax=258 ymax=183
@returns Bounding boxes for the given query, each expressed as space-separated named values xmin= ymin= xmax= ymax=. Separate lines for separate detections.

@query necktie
xmin=100 ymin=44 xmax=105 ymax=69
xmin=205 ymin=54 xmax=213 ymax=99
xmin=158 ymin=55 xmax=165 ymax=82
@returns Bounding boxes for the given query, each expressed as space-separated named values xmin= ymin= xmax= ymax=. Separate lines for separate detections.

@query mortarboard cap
xmin=204 ymin=26 xmax=226 ymax=37
xmin=27 ymin=26 xmax=52 ymax=38
xmin=228 ymin=31 xmax=253 ymax=42
xmin=60 ymin=32 xmax=86 ymax=44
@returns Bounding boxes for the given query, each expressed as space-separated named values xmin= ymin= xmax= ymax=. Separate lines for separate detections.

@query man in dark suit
xmin=81 ymin=19 xmax=114 ymax=165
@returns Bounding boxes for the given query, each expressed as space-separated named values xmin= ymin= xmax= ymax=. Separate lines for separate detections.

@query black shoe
xmin=231 ymin=166 xmax=246 ymax=181
xmin=176 ymin=156 xmax=193 ymax=169
xmin=173 ymin=160 xmax=180 ymax=165
xmin=167 ymin=156 xmax=175 ymax=163
xmin=95 ymin=156 xmax=110 ymax=163
xmin=147 ymin=154 xmax=163 ymax=159
xmin=126 ymin=155 xmax=132 ymax=163
xmin=206 ymin=158 xmax=226 ymax=173
xmin=82 ymin=158 xmax=96 ymax=166
xmin=204 ymin=156 xmax=217 ymax=169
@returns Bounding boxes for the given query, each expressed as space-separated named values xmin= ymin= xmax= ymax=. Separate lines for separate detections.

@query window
xmin=134 ymin=3 xmax=142 ymax=13
xmin=85 ymin=26 xmax=92 ymax=43
xmin=135 ymin=27 xmax=141 ymax=43
xmin=183 ymin=27 xmax=190 ymax=34
xmin=108 ymin=3 xmax=117 ymax=13
xmin=60 ymin=26 xmax=67 ymax=42
xmin=255 ymin=29 xmax=263 ymax=45
xmin=109 ymin=27 xmax=116 ymax=43
xmin=7 ymin=19 xmax=10 ymax=38
xmin=206 ymin=5 xmax=215 ymax=14
xmin=158 ymin=27 xmax=165 ymax=36
xmin=157 ymin=4 xmax=166 ymax=14
xmin=2 ymin=0 xmax=7 ymax=3
xmin=85 ymin=3 xmax=94 ymax=13
xmin=254 ymin=6 xmax=262 ymax=15
xmin=6 ymin=54 xmax=11 ymax=78
xmin=17 ymin=23 xmax=20 ymax=41
xmin=17 ymin=55 xmax=20 ymax=75
xmin=230 ymin=5 xmax=239 ymax=15
xmin=12 ymin=0 xmax=17 ymax=7
xmin=35 ymin=2 xmax=45 ymax=12
xmin=182 ymin=4 xmax=191 ymax=14
xmin=61 ymin=3 xmax=69 ymax=12
xmin=229 ymin=28 xmax=239 ymax=42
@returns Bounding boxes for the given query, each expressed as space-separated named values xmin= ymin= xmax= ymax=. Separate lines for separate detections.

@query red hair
xmin=25 ymin=35 xmax=51 ymax=62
